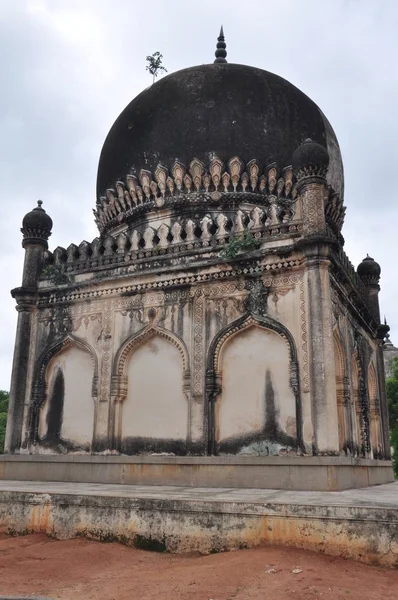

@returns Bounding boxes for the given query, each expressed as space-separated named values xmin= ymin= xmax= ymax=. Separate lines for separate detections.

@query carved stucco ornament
xmin=245 ymin=278 xmax=269 ymax=316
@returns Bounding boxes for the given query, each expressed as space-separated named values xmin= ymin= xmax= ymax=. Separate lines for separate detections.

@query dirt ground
xmin=0 ymin=534 xmax=397 ymax=600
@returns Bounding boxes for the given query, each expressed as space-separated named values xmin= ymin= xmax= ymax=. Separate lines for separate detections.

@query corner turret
xmin=292 ymin=139 xmax=329 ymax=237
xmin=357 ymin=255 xmax=382 ymax=324
xmin=20 ymin=201 xmax=53 ymax=289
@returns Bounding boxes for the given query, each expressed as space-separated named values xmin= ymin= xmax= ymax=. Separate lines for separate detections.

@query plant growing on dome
xmin=146 ymin=52 xmax=167 ymax=83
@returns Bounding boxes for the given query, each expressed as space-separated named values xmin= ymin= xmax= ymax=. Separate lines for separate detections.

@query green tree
xmin=386 ymin=357 xmax=398 ymax=476
xmin=387 ymin=357 xmax=398 ymax=427
xmin=0 ymin=390 xmax=9 ymax=454
xmin=146 ymin=52 xmax=167 ymax=83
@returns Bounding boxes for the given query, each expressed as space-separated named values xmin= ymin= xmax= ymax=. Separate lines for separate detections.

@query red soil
xmin=0 ymin=534 xmax=397 ymax=600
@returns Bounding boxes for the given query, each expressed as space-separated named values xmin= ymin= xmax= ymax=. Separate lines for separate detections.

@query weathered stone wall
xmin=0 ymin=479 xmax=396 ymax=565
xmin=7 ymin=175 xmax=388 ymax=465
xmin=330 ymin=278 xmax=389 ymax=459
xmin=9 ymin=242 xmax=387 ymax=461
xmin=19 ymin=252 xmax=313 ymax=457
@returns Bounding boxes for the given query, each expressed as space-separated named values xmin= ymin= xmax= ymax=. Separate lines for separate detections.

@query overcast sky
xmin=0 ymin=0 xmax=397 ymax=389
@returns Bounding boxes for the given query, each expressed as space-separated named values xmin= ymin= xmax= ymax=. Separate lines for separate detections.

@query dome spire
xmin=214 ymin=26 xmax=227 ymax=64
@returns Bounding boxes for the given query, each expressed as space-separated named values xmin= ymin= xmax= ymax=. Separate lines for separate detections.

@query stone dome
xmin=96 ymin=63 xmax=344 ymax=201
xmin=22 ymin=201 xmax=53 ymax=235
xmin=357 ymin=255 xmax=381 ymax=281
xmin=292 ymin=138 xmax=330 ymax=172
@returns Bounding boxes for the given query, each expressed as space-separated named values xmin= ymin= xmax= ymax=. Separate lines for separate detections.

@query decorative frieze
xmin=93 ymin=155 xmax=299 ymax=233
xmin=39 ymin=259 xmax=302 ymax=306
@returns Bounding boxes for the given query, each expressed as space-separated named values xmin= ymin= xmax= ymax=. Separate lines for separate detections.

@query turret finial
xmin=214 ymin=26 xmax=227 ymax=64
xmin=37 ymin=199 xmax=43 ymax=208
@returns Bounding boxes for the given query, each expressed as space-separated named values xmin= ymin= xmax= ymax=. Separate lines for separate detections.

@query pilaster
xmin=5 ymin=292 xmax=36 ymax=452
xmin=304 ymin=245 xmax=339 ymax=453
xmin=5 ymin=201 xmax=52 ymax=454
xmin=293 ymin=140 xmax=339 ymax=454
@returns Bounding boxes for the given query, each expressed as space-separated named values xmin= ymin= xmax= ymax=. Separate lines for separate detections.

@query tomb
xmin=3 ymin=29 xmax=393 ymax=491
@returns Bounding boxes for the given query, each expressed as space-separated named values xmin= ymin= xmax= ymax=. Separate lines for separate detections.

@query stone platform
xmin=0 ymin=455 xmax=394 ymax=491
xmin=0 ymin=479 xmax=397 ymax=567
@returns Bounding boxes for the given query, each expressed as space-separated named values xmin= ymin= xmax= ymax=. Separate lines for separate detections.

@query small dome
xmin=21 ymin=201 xmax=53 ymax=241
xmin=357 ymin=255 xmax=381 ymax=281
xmin=292 ymin=138 xmax=329 ymax=171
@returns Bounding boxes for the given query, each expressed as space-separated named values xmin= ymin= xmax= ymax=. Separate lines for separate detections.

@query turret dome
xmin=292 ymin=138 xmax=330 ymax=177
xmin=357 ymin=255 xmax=381 ymax=283
xmin=21 ymin=200 xmax=53 ymax=245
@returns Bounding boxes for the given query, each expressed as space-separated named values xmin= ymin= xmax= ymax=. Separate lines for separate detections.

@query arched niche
xmin=206 ymin=314 xmax=302 ymax=456
xmin=113 ymin=326 xmax=190 ymax=455
xmin=333 ymin=327 xmax=350 ymax=453
xmin=368 ymin=360 xmax=382 ymax=458
xmin=34 ymin=336 xmax=97 ymax=451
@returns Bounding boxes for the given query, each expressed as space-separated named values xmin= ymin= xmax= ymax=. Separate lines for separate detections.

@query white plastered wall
xmin=216 ymin=325 xmax=296 ymax=443
xmin=122 ymin=335 xmax=188 ymax=441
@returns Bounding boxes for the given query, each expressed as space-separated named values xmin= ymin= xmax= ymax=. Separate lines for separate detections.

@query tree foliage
xmin=219 ymin=231 xmax=261 ymax=260
xmin=146 ymin=52 xmax=167 ymax=83
xmin=387 ymin=357 xmax=398 ymax=429
xmin=41 ymin=265 xmax=71 ymax=286
xmin=0 ymin=390 xmax=9 ymax=453
xmin=386 ymin=357 xmax=398 ymax=477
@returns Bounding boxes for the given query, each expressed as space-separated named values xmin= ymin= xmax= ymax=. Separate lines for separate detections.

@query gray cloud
xmin=1 ymin=0 xmax=397 ymax=388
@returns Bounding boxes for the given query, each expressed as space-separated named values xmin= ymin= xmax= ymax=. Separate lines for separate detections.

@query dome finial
xmin=214 ymin=26 xmax=227 ymax=64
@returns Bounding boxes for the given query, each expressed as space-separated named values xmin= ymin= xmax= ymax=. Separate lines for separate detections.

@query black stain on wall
xmin=46 ymin=368 xmax=64 ymax=441
xmin=217 ymin=368 xmax=297 ymax=454
xmin=120 ymin=436 xmax=187 ymax=456
xmin=264 ymin=369 xmax=278 ymax=439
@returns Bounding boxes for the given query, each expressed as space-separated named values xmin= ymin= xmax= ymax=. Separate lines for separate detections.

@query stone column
xmin=293 ymin=140 xmax=339 ymax=454
xmin=4 ymin=201 xmax=52 ymax=453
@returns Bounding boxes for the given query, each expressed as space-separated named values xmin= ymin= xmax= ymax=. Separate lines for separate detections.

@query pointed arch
xmin=333 ymin=326 xmax=346 ymax=380
xmin=208 ymin=313 xmax=298 ymax=377
xmin=206 ymin=313 xmax=302 ymax=455
xmin=32 ymin=334 xmax=98 ymax=408
xmin=114 ymin=325 xmax=189 ymax=378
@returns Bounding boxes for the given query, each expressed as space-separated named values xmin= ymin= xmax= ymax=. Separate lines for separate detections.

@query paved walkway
xmin=0 ymin=479 xmax=397 ymax=508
